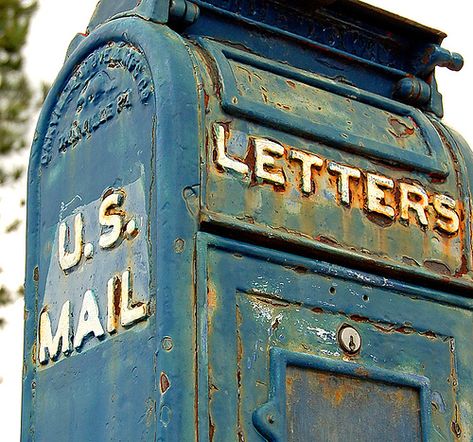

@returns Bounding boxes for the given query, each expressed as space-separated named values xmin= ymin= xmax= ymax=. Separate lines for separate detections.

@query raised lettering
xmin=254 ymin=137 xmax=285 ymax=185
xmin=214 ymin=124 xmax=249 ymax=175
xmin=73 ymin=290 xmax=105 ymax=349
xmin=399 ymin=182 xmax=429 ymax=227
xmin=366 ymin=173 xmax=395 ymax=218
xmin=434 ymin=194 xmax=460 ymax=234
xmin=38 ymin=301 xmax=71 ymax=364
xmin=328 ymin=162 xmax=361 ymax=206
xmin=289 ymin=148 xmax=324 ymax=194
xmin=107 ymin=276 xmax=119 ymax=333
xmin=99 ymin=192 xmax=124 ymax=249
xmin=59 ymin=213 xmax=83 ymax=271
xmin=120 ymin=270 xmax=148 ymax=327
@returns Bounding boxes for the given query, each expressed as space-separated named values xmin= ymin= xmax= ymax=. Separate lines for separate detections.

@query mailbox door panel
xmin=197 ymin=234 xmax=473 ymax=441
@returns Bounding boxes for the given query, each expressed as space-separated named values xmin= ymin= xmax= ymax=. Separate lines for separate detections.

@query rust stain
xmin=284 ymin=265 xmax=309 ymax=274
xmin=236 ymin=306 xmax=245 ymax=442
xmin=207 ymin=285 xmax=217 ymax=311
xmin=33 ymin=266 xmax=39 ymax=282
xmin=275 ymin=102 xmax=291 ymax=111
xmin=286 ymin=79 xmax=296 ymax=89
xmin=451 ymin=404 xmax=462 ymax=438
xmin=394 ymin=326 xmax=414 ymax=335
xmin=388 ymin=117 xmax=415 ymax=139
xmin=316 ymin=235 xmax=340 ymax=248
xmin=260 ymin=85 xmax=269 ymax=103
xmin=209 ymin=415 xmax=215 ymax=442
xmin=31 ymin=342 xmax=37 ymax=365
xmin=448 ymin=338 xmax=462 ymax=438
xmin=430 ymin=120 xmax=469 ymax=276
xmin=402 ymin=256 xmax=420 ymax=267
xmin=249 ymin=293 xmax=290 ymax=308
xmin=160 ymin=372 xmax=170 ymax=394
xmin=423 ymin=259 xmax=451 ymax=276
xmin=271 ymin=316 xmax=281 ymax=331
xmin=354 ymin=367 xmax=370 ymax=377
xmin=349 ymin=314 xmax=369 ymax=323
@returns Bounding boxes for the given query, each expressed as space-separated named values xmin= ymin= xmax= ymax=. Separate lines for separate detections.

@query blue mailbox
xmin=22 ymin=0 xmax=473 ymax=440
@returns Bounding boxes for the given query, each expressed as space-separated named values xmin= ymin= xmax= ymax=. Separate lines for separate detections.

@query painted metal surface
xmin=22 ymin=0 xmax=473 ymax=441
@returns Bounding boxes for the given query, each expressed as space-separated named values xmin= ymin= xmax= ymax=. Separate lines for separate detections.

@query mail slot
xmin=22 ymin=0 xmax=473 ymax=440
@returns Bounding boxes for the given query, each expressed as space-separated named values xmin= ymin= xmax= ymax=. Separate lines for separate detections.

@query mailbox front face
xmin=191 ymin=20 xmax=473 ymax=440
xmin=24 ymin=38 xmax=158 ymax=440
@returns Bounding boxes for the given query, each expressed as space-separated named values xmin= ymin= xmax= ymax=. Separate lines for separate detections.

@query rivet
xmin=162 ymin=336 xmax=173 ymax=351
xmin=84 ymin=243 xmax=94 ymax=259
xmin=174 ymin=238 xmax=185 ymax=254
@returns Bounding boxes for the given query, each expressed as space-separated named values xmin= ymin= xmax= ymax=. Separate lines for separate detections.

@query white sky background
xmin=0 ymin=0 xmax=472 ymax=440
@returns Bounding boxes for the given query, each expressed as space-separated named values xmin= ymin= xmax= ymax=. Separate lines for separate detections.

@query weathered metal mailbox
xmin=22 ymin=0 xmax=473 ymax=440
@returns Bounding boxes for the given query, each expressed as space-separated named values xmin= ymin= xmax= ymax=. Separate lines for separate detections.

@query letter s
xmin=99 ymin=191 xmax=124 ymax=248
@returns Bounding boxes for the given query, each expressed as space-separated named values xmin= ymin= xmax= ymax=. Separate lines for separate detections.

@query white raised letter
xmin=289 ymin=149 xmax=324 ymax=194
xmin=99 ymin=192 xmax=124 ymax=249
xmin=328 ymin=162 xmax=361 ymax=206
xmin=74 ymin=290 xmax=105 ymax=349
xmin=120 ymin=270 xmax=148 ymax=327
xmin=366 ymin=173 xmax=395 ymax=219
xmin=59 ymin=214 xmax=83 ymax=270
xmin=254 ymin=137 xmax=285 ymax=185
xmin=38 ymin=301 xmax=71 ymax=364
xmin=107 ymin=276 xmax=118 ymax=333
xmin=399 ymin=182 xmax=429 ymax=227
xmin=214 ymin=124 xmax=249 ymax=175
xmin=433 ymin=194 xmax=460 ymax=234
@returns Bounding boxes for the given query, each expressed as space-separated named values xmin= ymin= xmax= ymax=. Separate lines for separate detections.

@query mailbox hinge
xmin=86 ymin=0 xmax=200 ymax=33
xmin=393 ymin=44 xmax=463 ymax=117
xmin=65 ymin=0 xmax=200 ymax=60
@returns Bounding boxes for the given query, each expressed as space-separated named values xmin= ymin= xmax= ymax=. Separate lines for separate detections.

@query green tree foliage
xmin=0 ymin=0 xmax=37 ymax=183
xmin=0 ymin=284 xmax=11 ymax=327
xmin=0 ymin=0 xmax=37 ymax=325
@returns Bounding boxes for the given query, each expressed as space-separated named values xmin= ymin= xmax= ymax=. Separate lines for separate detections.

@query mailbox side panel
xmin=22 ymin=19 xmax=203 ymax=441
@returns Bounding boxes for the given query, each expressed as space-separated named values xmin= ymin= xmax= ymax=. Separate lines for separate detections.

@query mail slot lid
xmin=207 ymin=42 xmax=447 ymax=176
xmin=286 ymin=367 xmax=422 ymax=441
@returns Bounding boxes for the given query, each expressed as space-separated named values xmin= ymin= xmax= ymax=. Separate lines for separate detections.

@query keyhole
xmin=349 ymin=335 xmax=355 ymax=351
xmin=338 ymin=324 xmax=362 ymax=354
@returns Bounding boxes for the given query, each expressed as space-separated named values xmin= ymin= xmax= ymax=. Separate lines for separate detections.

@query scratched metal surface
xmin=285 ymin=367 xmax=421 ymax=441
xmin=23 ymin=0 xmax=473 ymax=441
xmin=198 ymin=235 xmax=473 ymax=440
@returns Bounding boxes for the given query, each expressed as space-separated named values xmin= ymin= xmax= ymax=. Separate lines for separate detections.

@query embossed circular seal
xmin=41 ymin=42 xmax=154 ymax=166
